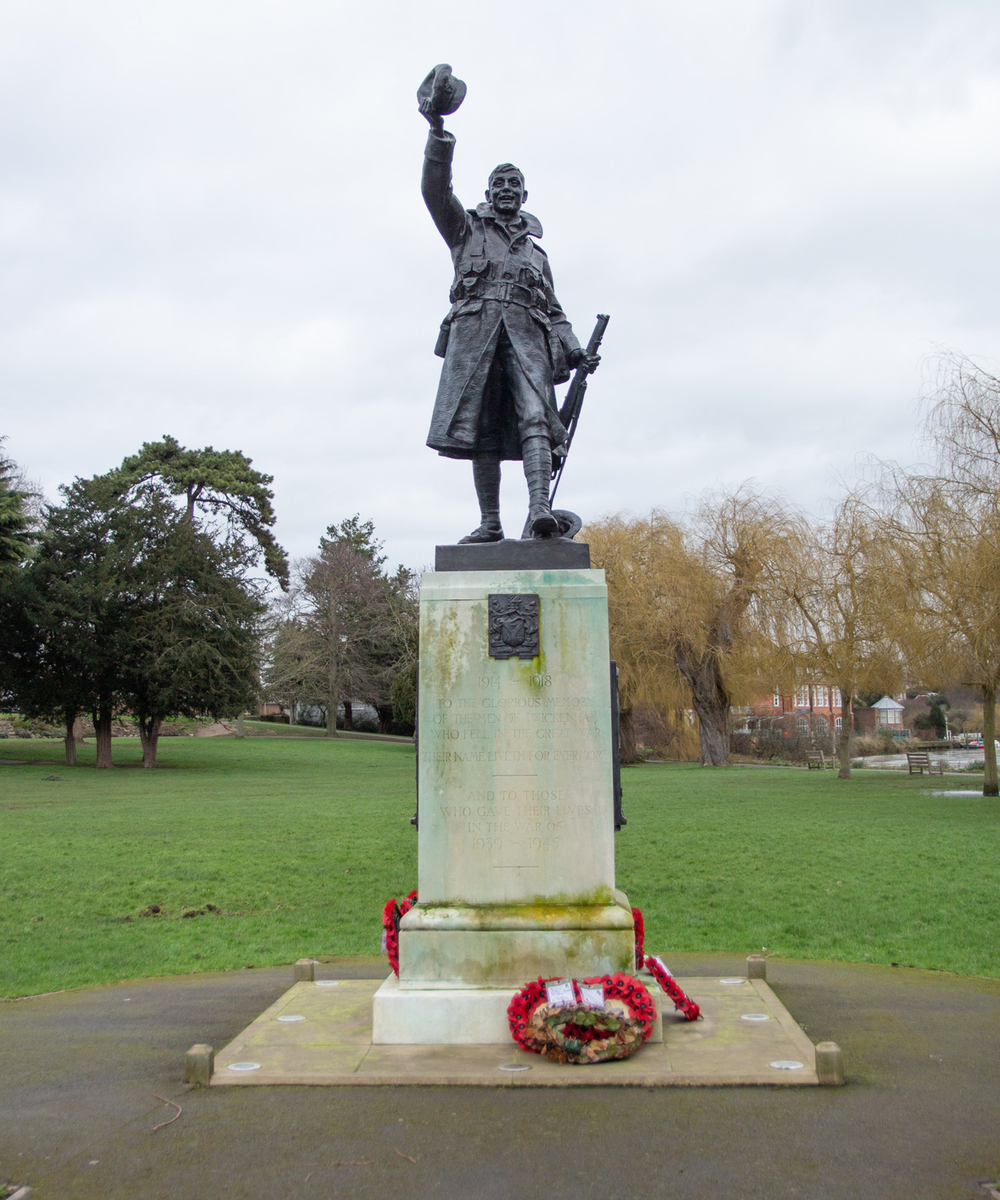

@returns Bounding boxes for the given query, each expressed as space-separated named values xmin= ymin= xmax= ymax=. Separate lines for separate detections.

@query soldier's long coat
xmin=422 ymin=129 xmax=582 ymax=460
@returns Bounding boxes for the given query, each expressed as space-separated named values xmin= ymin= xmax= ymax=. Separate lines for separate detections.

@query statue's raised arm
xmin=418 ymin=65 xmax=468 ymax=248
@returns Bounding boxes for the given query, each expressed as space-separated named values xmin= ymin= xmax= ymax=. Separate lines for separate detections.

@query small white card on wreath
xmin=652 ymin=957 xmax=673 ymax=977
xmin=578 ymin=983 xmax=606 ymax=1010
xmin=545 ymin=980 xmax=576 ymax=1007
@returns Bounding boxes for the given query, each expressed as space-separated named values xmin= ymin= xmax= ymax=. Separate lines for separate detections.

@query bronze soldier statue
xmin=418 ymin=65 xmax=600 ymax=543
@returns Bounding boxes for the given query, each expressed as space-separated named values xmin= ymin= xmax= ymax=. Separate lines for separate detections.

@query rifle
xmin=549 ymin=313 xmax=610 ymax=505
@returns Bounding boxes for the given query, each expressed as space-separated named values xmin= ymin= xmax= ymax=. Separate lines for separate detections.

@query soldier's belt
xmin=467 ymin=279 xmax=539 ymax=306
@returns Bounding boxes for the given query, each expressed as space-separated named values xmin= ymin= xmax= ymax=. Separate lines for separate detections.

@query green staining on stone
xmin=412 ymin=569 xmax=623 ymax=985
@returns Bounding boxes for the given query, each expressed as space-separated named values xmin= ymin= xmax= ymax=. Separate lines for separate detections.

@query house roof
xmin=872 ymin=695 xmax=905 ymax=711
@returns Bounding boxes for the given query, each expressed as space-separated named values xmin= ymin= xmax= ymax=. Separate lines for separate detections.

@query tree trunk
xmin=63 ymin=711 xmax=78 ymax=767
xmin=138 ymin=713 xmax=162 ymax=769
xmin=677 ymin=648 xmax=730 ymax=766
xmin=93 ymin=706 xmax=114 ymax=769
xmin=376 ymin=704 xmax=394 ymax=734
xmin=837 ymin=693 xmax=853 ymax=780
xmin=343 ymin=700 xmax=354 ymax=731
xmin=692 ymin=698 xmax=730 ymax=766
xmin=326 ymin=597 xmax=339 ymax=737
xmin=983 ymin=686 xmax=998 ymax=797
xmin=618 ymin=702 xmax=639 ymax=764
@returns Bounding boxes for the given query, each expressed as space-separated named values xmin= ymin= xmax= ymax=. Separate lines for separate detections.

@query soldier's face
xmin=487 ymin=172 xmax=526 ymax=216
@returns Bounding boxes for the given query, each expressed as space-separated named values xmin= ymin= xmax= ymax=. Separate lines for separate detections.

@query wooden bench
xmin=906 ymin=751 xmax=944 ymax=775
xmin=806 ymin=750 xmax=828 ymax=770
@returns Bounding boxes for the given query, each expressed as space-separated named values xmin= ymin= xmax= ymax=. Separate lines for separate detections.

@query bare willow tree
xmin=922 ymin=352 xmax=1000 ymax=498
xmin=779 ymin=493 xmax=900 ymax=779
xmin=876 ymin=352 xmax=1000 ymax=798
xmin=880 ymin=475 xmax=1000 ymax=795
xmin=586 ymin=488 xmax=798 ymax=766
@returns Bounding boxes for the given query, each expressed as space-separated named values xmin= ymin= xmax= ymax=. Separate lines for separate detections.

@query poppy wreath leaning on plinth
xmin=506 ymin=977 xmax=559 ymax=1050
xmin=644 ymin=954 xmax=701 ymax=1021
xmin=631 ymin=906 xmax=645 ymax=969
xmin=381 ymin=890 xmax=417 ymax=976
xmin=507 ymin=973 xmax=657 ymax=1063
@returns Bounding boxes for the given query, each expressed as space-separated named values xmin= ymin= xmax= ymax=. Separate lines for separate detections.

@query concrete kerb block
xmin=293 ymin=958 xmax=317 ymax=982
xmin=184 ymin=1043 xmax=215 ymax=1086
xmin=746 ymin=954 xmax=766 ymax=980
xmin=815 ymin=1041 xmax=844 ymax=1086
xmin=7 ymin=1187 xmax=31 ymax=1200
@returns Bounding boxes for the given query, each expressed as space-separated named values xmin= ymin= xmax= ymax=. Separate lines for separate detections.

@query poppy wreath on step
xmin=644 ymin=954 xmax=701 ymax=1021
xmin=381 ymin=890 xmax=417 ymax=976
xmin=507 ymin=973 xmax=657 ymax=1063
xmin=631 ymin=906 xmax=645 ymax=969
xmin=523 ymin=1002 xmax=647 ymax=1064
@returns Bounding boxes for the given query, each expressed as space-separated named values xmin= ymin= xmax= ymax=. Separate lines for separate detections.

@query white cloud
xmin=2 ymin=0 xmax=1000 ymax=568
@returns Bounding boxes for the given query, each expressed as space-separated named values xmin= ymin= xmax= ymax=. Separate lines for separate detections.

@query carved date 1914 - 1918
xmin=488 ymin=593 xmax=539 ymax=659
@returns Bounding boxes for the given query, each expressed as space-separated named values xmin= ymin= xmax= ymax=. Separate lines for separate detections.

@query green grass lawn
xmin=240 ymin=719 xmax=331 ymax=737
xmin=239 ymin=720 xmax=411 ymax=740
xmin=1 ymin=737 xmax=998 ymax=998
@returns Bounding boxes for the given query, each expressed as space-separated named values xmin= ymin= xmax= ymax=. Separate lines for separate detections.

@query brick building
xmin=740 ymin=685 xmax=847 ymax=743
xmin=741 ymin=688 xmax=910 ymax=743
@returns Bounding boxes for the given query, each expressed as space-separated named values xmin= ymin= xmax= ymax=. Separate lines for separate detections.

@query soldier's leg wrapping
xmin=494 ymin=332 xmax=557 ymax=538
xmin=458 ymin=454 xmax=503 ymax=543
xmin=521 ymin=435 xmax=557 ymax=537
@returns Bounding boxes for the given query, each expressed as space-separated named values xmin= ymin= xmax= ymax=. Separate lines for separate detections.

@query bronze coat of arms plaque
xmin=487 ymin=593 xmax=540 ymax=659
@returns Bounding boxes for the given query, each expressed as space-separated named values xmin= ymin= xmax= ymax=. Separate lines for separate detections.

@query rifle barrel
xmin=550 ymin=313 xmax=609 ymax=502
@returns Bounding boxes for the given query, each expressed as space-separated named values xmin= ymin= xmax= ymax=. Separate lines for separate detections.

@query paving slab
xmin=3 ymin=954 xmax=1000 ymax=1200
xmin=210 ymin=973 xmax=820 ymax=1086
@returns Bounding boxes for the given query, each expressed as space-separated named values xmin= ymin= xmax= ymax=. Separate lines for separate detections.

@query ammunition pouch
xmin=434 ymin=311 xmax=452 ymax=358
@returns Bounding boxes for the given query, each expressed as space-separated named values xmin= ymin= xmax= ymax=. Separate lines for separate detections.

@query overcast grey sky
xmin=2 ymin=0 xmax=999 ymax=571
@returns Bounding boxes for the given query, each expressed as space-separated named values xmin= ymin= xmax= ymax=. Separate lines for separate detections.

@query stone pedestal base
xmin=372 ymin=974 xmax=664 ymax=1046
xmin=399 ymin=900 xmax=634 ymax=989
xmin=372 ymin=976 xmax=516 ymax=1044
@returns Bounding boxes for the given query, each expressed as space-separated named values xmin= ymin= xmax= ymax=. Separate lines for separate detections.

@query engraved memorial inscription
xmin=418 ymin=572 xmax=617 ymax=905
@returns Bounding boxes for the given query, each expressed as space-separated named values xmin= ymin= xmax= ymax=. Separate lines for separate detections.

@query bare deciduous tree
xmin=264 ymin=517 xmax=418 ymax=737
xmin=866 ymin=353 xmax=1000 ymax=798
xmin=298 ymin=541 xmax=392 ymax=736
xmin=879 ymin=470 xmax=1000 ymax=796
xmin=779 ymin=493 xmax=900 ymax=779
xmin=923 ymin=352 xmax=1000 ymax=499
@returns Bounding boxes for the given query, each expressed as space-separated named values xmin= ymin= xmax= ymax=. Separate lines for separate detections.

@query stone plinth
xmin=373 ymin=974 xmax=663 ymax=1045
xmin=400 ymin=568 xmax=633 ymax=990
xmin=434 ymin=539 xmax=591 ymax=571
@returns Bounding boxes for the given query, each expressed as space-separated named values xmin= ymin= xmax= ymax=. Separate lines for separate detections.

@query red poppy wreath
xmin=381 ymin=890 xmax=417 ymax=976
xmin=644 ymin=955 xmax=701 ymax=1021
xmin=631 ymin=906 xmax=645 ymax=969
xmin=507 ymin=973 xmax=657 ymax=1064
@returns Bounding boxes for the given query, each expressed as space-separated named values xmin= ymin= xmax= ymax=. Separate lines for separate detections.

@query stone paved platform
xmin=211 ymin=974 xmax=821 ymax=1086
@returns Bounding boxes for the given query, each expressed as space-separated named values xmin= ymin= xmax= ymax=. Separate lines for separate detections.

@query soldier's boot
xmin=459 ymin=454 xmax=504 ymax=543
xmin=523 ymin=436 xmax=558 ymax=538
